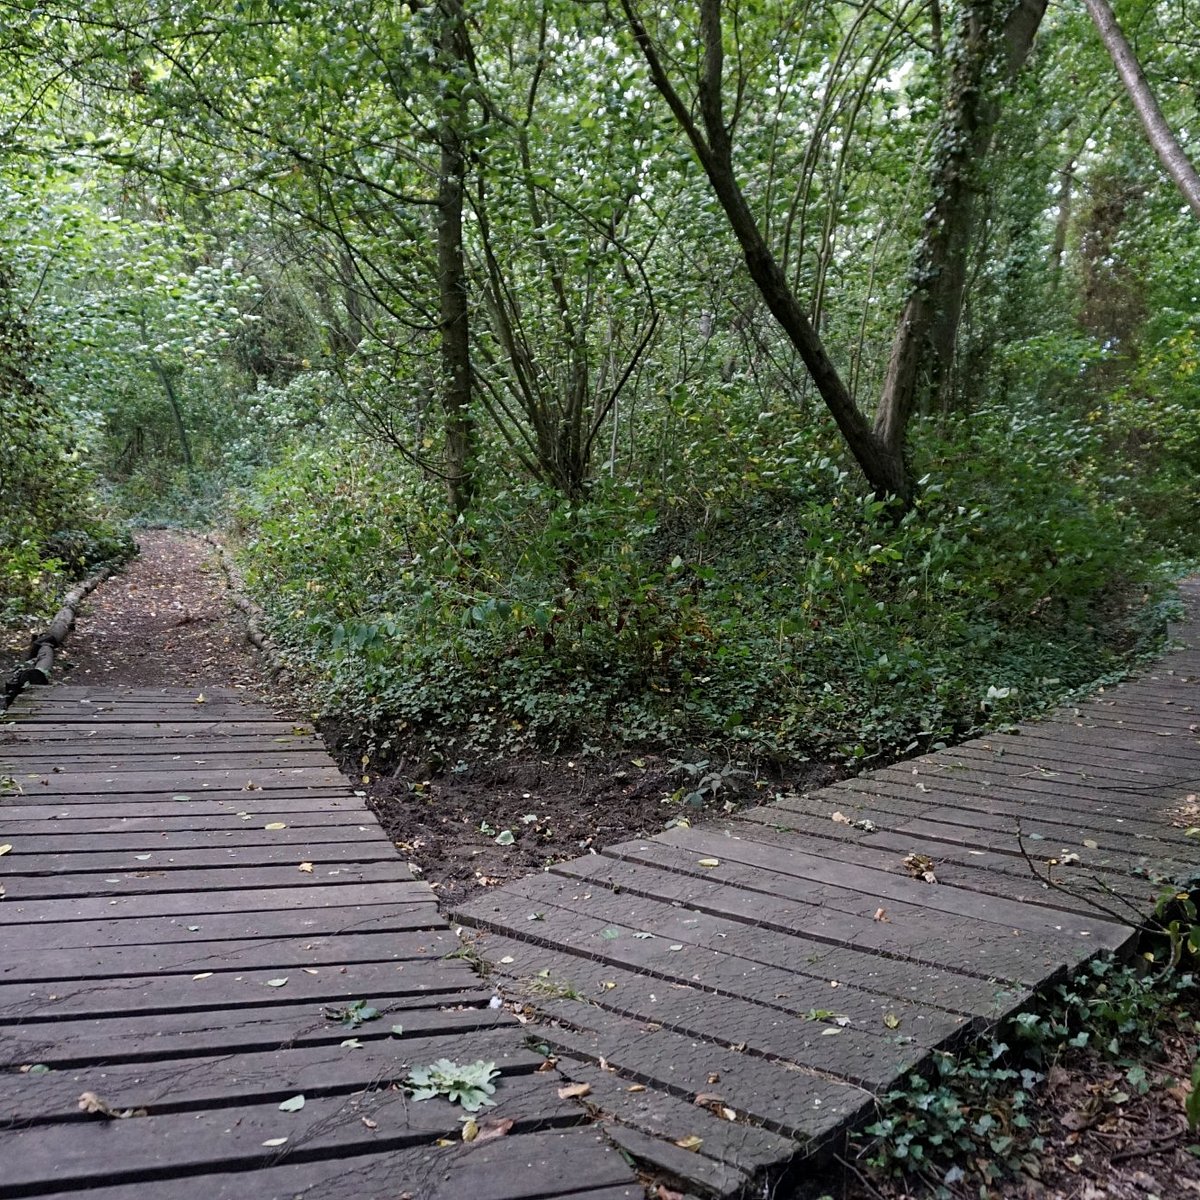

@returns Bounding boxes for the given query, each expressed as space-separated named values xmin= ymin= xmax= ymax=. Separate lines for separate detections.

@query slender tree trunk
xmin=1083 ymin=0 xmax=1200 ymax=221
xmin=435 ymin=0 xmax=476 ymax=519
xmin=621 ymin=0 xmax=912 ymax=503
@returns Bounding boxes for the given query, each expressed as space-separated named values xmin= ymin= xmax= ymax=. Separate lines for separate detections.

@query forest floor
xmin=5 ymin=533 xmax=1197 ymax=1200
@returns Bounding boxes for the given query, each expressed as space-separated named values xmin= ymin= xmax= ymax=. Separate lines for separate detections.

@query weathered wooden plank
xmin=0 ymin=1027 xmax=542 ymax=1124
xmin=0 ymin=736 xmax=327 ymax=757
xmin=5 ymin=752 xmax=336 ymax=773
xmin=553 ymin=852 xmax=1094 ymax=984
xmin=20 ymin=1129 xmax=639 ymax=1200
xmin=627 ymin=826 xmax=1131 ymax=943
xmin=456 ymin=878 xmax=1022 ymax=1020
xmin=0 ymin=957 xmax=482 ymax=1022
xmin=0 ymin=804 xmax=371 ymax=826
xmin=1 ymin=994 xmax=500 ymax=1069
xmin=790 ymin=784 xmax=1199 ymax=864
xmin=1 ymin=721 xmax=313 ymax=738
xmin=0 ymin=859 xmax=413 ymax=902
xmin=5 ymin=765 xmax=349 ymax=794
xmin=0 ymin=1075 xmax=581 ymax=1196
xmin=4 ymin=839 xmax=400 ymax=875
xmin=473 ymin=930 xmax=949 ymax=1088
xmin=0 ymin=902 xmax=443 ymax=953
xmin=550 ymin=1059 xmax=798 ymax=1178
xmin=3 ymin=880 xmax=431 ymax=924
xmin=531 ymin=997 xmax=871 ymax=1142
xmin=470 ymin=871 xmax=1032 ymax=1018
xmin=2 ymin=824 xmax=391 ymax=854
xmin=1 ymin=927 xmax=458 ymax=984
xmin=603 ymin=1123 xmax=754 ymax=1196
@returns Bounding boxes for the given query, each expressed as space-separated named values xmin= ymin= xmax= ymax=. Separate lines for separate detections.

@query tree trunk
xmin=1083 ymin=0 xmax=1200 ymax=221
xmin=150 ymin=355 xmax=195 ymax=472
xmin=877 ymin=0 xmax=1046 ymax=431
xmin=621 ymin=0 xmax=912 ymax=504
xmin=435 ymin=0 xmax=477 ymax=519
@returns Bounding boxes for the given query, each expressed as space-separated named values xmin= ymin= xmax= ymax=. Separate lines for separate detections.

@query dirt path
xmin=59 ymin=529 xmax=263 ymax=691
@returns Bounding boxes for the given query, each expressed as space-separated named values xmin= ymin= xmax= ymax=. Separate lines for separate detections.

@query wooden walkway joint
xmin=449 ymin=582 xmax=1200 ymax=1197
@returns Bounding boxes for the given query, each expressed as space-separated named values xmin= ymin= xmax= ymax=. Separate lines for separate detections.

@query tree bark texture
xmin=435 ymin=0 xmax=477 ymax=519
xmin=877 ymin=0 xmax=1046 ymax=430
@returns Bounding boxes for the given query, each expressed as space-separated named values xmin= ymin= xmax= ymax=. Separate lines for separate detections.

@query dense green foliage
xmin=2 ymin=0 xmax=1198 ymax=763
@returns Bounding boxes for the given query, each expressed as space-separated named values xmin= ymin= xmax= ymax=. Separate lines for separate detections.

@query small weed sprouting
xmin=405 ymin=1059 xmax=499 ymax=1111
xmin=323 ymin=999 xmax=381 ymax=1029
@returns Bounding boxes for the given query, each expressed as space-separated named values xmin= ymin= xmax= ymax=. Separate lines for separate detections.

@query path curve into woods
xmin=2 ymin=553 xmax=1200 ymax=1198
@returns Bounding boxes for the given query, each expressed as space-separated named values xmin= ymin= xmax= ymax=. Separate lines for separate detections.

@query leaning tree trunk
xmin=1083 ymin=0 xmax=1200 ymax=221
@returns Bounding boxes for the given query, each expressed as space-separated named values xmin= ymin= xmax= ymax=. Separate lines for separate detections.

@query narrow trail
xmin=60 ymin=529 xmax=260 ymax=691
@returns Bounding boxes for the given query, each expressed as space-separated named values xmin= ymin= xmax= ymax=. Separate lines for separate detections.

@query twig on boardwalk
xmin=1013 ymin=819 xmax=1149 ymax=929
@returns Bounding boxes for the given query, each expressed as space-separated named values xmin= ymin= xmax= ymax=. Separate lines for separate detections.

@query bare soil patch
xmin=320 ymin=737 xmax=840 ymax=904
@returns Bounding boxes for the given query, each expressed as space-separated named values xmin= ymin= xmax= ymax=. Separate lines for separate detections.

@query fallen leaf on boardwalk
xmin=78 ymin=1091 xmax=146 ymax=1119
xmin=632 ymin=931 xmax=654 ymax=939
xmin=902 ymin=853 xmax=937 ymax=883
xmin=361 ymin=1117 xmax=378 ymax=1130
xmin=194 ymin=694 xmax=206 ymax=704
xmin=0 ymin=845 xmax=11 ymax=856
xmin=884 ymin=1013 xmax=901 ymax=1029
xmin=265 ymin=977 xmax=288 ymax=987
xmin=674 ymin=1134 xmax=703 ymax=1152
xmin=831 ymin=812 xmax=852 ymax=825
xmin=340 ymin=1039 xmax=363 ymax=1049
xmin=1082 ymin=838 xmax=1099 ymax=849
xmin=668 ymin=944 xmax=684 ymax=952
xmin=1059 ymin=852 xmax=1081 ymax=865
xmin=298 ymin=862 xmax=313 ymax=873
xmin=461 ymin=1117 xmax=479 ymax=1141
xmin=557 ymin=1082 xmax=591 ymax=1100
xmin=498 ymin=956 xmax=515 ymax=964
xmin=697 ymin=857 xmax=720 ymax=867
xmin=873 ymin=907 xmax=890 ymax=922
xmin=278 ymin=1095 xmax=305 ymax=1112
xmin=627 ymin=1084 xmax=646 ymax=1092
xmin=261 ymin=1137 xmax=288 ymax=1147
xmin=435 ymin=1139 xmax=455 ymax=1147
xmin=264 ymin=822 xmax=287 ymax=830
xmin=472 ymin=1117 xmax=514 ymax=1144
xmin=657 ymin=1188 xmax=685 ymax=1200
xmin=244 ymin=780 xmax=262 ymax=790
xmin=694 ymin=1092 xmax=724 ymax=1108
xmin=302 ymin=968 xmax=318 ymax=975
xmin=192 ymin=972 xmax=212 ymax=980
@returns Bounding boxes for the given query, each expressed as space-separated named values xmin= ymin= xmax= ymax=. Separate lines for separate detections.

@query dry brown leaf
xmin=873 ymin=907 xmax=890 ymax=922
xmin=78 ymin=1091 xmax=145 ymax=1119
xmin=298 ymin=862 xmax=313 ymax=873
xmin=674 ymin=1134 xmax=704 ymax=1152
xmin=471 ymin=1117 xmax=514 ymax=1145
xmin=831 ymin=811 xmax=852 ymax=825
xmin=902 ymin=853 xmax=937 ymax=883
xmin=557 ymin=1082 xmax=591 ymax=1100
xmin=627 ymin=1084 xmax=646 ymax=1092
xmin=361 ymin=1116 xmax=378 ymax=1130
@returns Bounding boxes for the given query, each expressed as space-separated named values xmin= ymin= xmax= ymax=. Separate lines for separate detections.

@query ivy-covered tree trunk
xmin=435 ymin=0 xmax=477 ymax=520
xmin=876 ymin=0 xmax=1046 ymax=429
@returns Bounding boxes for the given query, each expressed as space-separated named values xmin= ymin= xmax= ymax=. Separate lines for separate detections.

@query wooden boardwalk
xmin=452 ymin=583 xmax=1200 ymax=1197
xmin=0 ymin=687 xmax=638 ymax=1200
